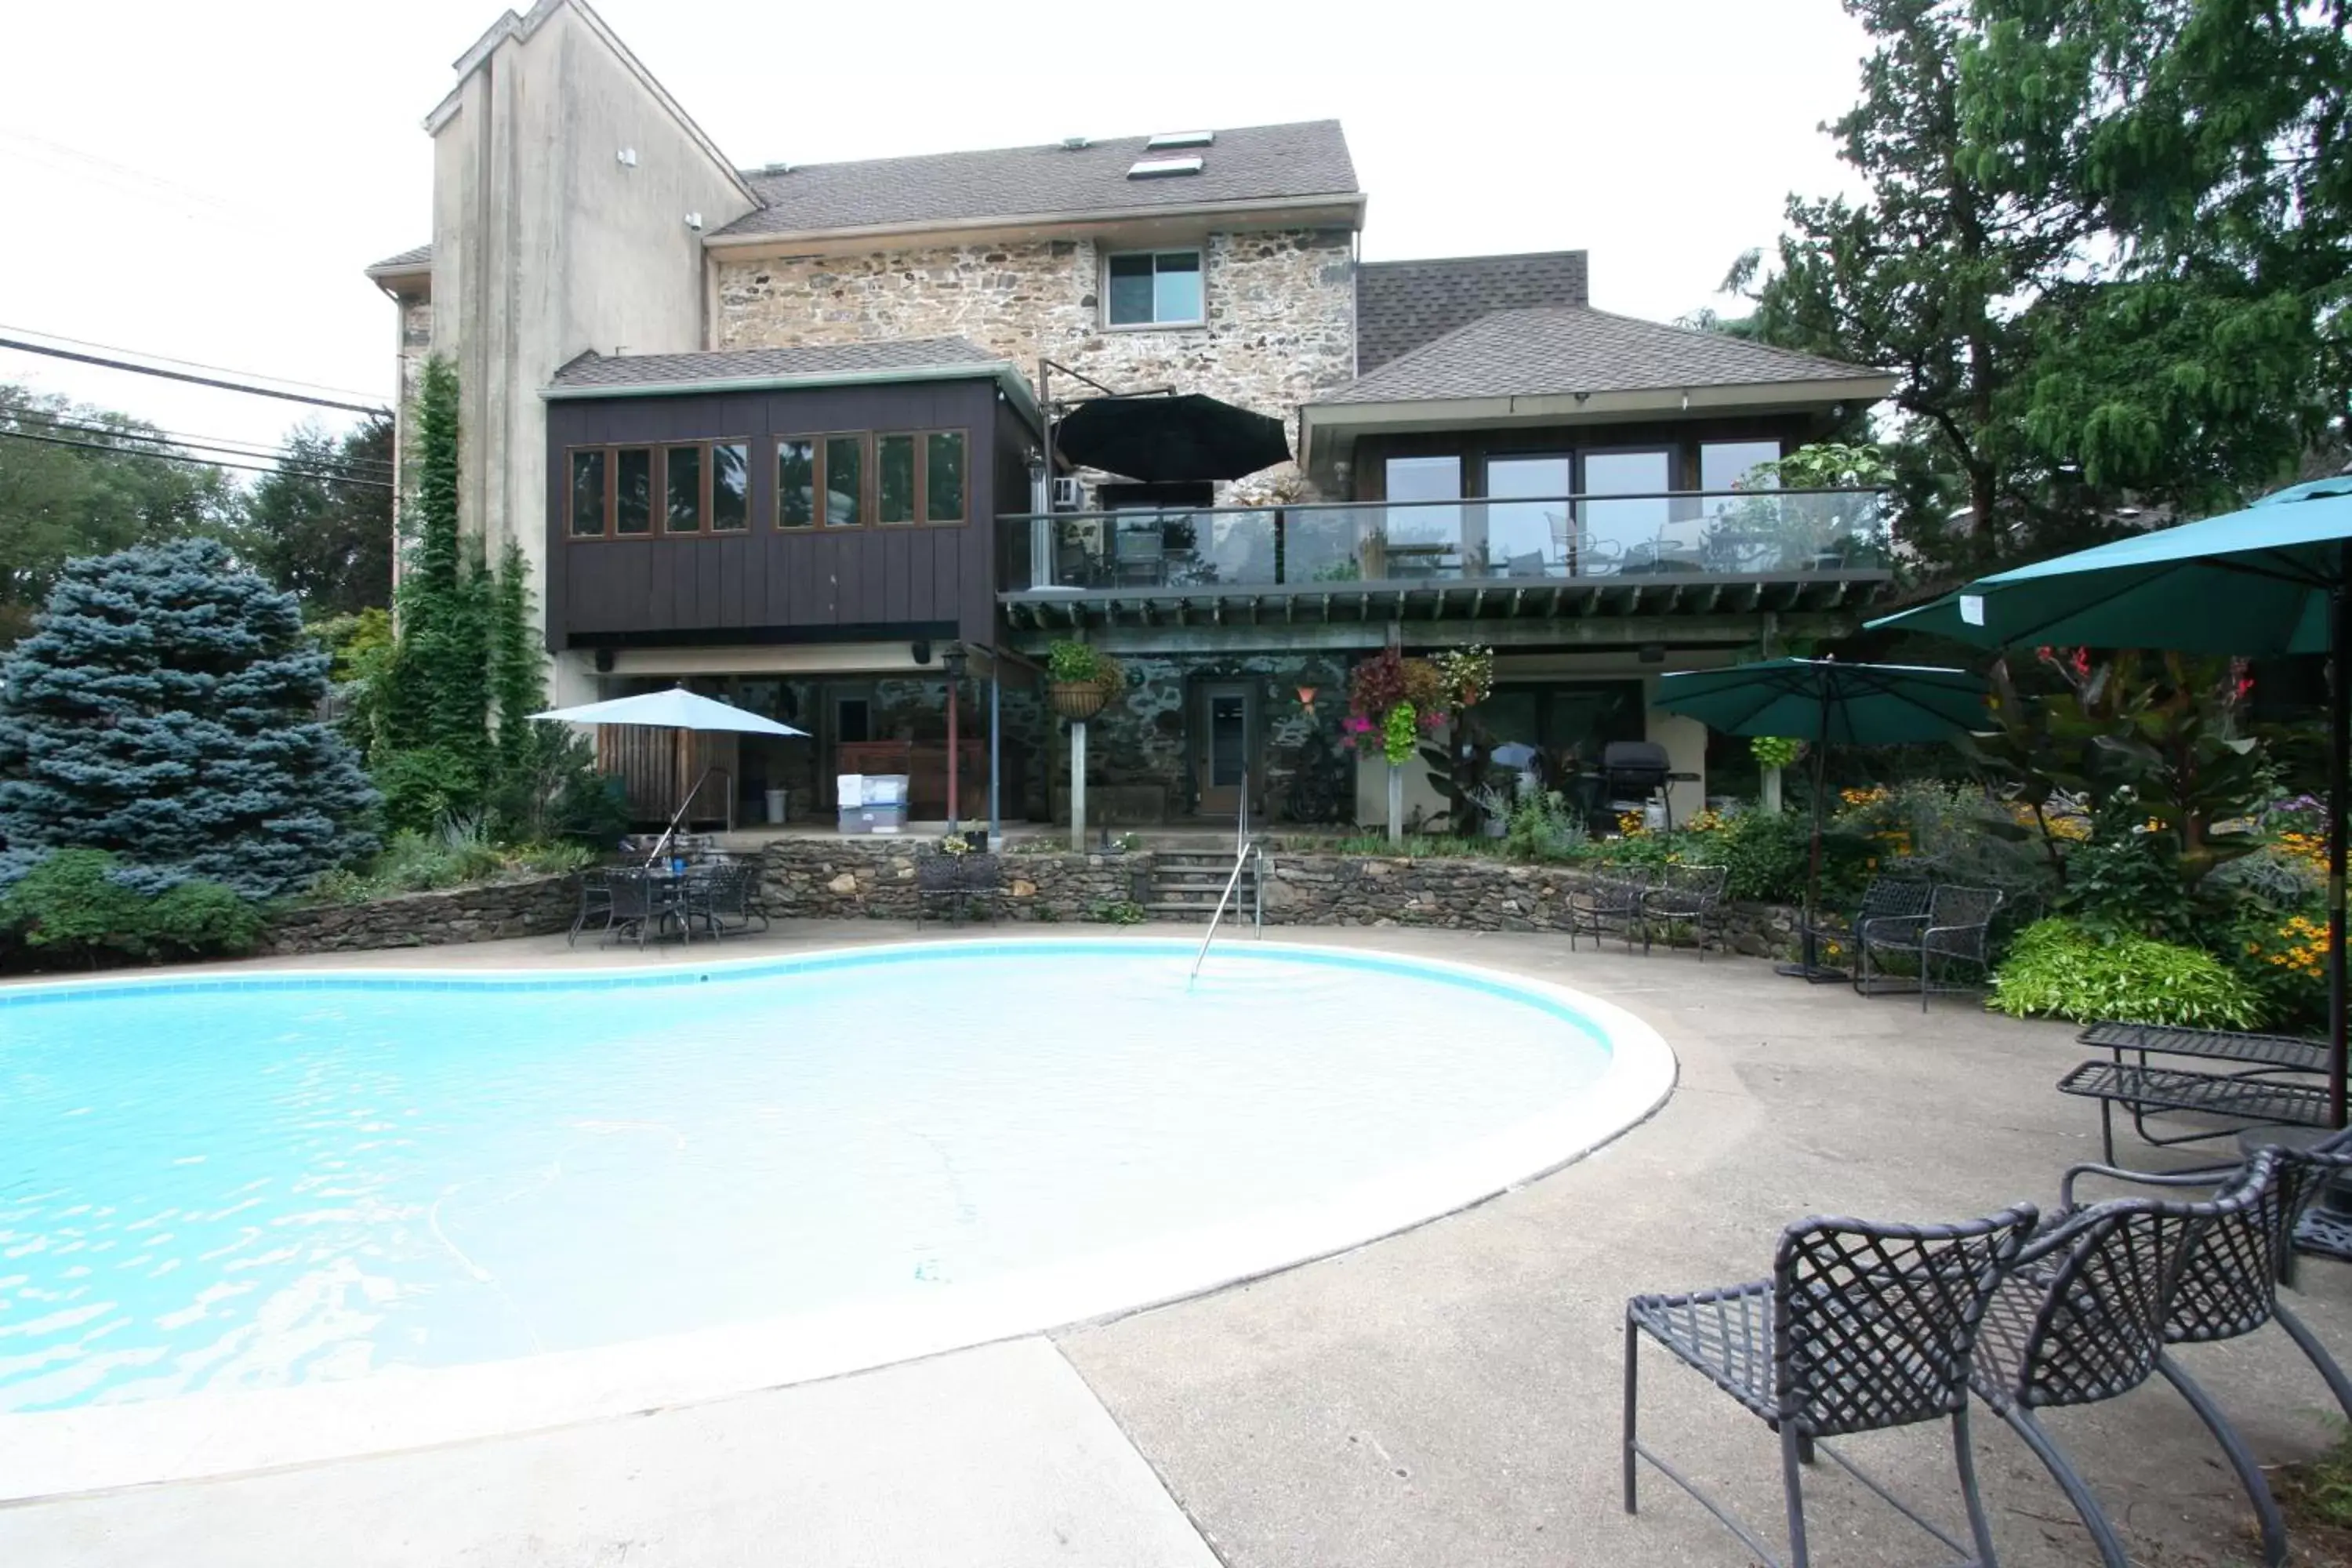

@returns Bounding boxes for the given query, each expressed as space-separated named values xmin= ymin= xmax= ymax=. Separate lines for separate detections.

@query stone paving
xmin=6 ymin=921 xmax=2345 ymax=1566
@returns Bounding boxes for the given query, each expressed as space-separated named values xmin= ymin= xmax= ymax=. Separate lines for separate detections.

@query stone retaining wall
xmin=757 ymin=838 xmax=1805 ymax=954
xmin=260 ymin=873 xmax=580 ymax=955
xmin=760 ymin=839 xmax=1149 ymax=923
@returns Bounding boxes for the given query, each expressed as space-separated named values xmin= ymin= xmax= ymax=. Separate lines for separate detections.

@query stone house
xmin=368 ymin=0 xmax=1898 ymax=836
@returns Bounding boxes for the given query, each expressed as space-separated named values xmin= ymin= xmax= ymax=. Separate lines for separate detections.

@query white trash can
xmin=764 ymin=788 xmax=788 ymax=824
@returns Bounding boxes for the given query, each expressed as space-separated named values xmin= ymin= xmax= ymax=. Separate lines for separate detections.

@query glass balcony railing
xmin=996 ymin=488 xmax=1890 ymax=593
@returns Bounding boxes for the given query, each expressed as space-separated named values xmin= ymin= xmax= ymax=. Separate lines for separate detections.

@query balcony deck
xmin=996 ymin=488 xmax=1893 ymax=641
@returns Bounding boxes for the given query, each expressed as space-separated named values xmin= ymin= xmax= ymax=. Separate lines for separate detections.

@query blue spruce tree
xmin=0 ymin=537 xmax=379 ymax=898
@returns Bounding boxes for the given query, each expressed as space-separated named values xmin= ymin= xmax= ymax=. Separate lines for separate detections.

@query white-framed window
xmin=1105 ymin=249 xmax=1203 ymax=327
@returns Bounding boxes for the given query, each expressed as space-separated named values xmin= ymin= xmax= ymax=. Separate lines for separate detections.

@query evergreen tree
xmin=0 ymin=537 xmax=379 ymax=899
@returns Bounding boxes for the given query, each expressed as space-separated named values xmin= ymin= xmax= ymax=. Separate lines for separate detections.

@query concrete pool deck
xmin=5 ymin=921 xmax=2348 ymax=1566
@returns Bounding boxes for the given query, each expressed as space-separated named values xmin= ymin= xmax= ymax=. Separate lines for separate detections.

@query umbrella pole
xmin=2331 ymin=560 xmax=2350 ymax=1127
xmin=1804 ymin=727 xmax=1828 ymax=970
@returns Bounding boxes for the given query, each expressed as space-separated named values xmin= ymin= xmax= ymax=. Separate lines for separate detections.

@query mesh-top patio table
xmin=2079 ymin=1022 xmax=2330 ymax=1074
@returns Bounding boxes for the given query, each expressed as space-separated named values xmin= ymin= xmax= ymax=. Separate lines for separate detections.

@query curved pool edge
xmin=0 ymin=936 xmax=1676 ymax=1502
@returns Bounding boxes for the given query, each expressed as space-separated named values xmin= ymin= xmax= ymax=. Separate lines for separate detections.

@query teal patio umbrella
xmin=1653 ymin=657 xmax=1988 ymax=978
xmin=1868 ymin=481 xmax=2352 ymax=1120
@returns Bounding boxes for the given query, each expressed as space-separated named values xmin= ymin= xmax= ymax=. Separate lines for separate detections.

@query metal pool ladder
xmin=1189 ymin=770 xmax=1264 ymax=984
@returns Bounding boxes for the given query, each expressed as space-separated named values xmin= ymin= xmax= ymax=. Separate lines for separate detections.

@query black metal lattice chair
xmin=683 ymin=860 xmax=762 ymax=937
xmin=1798 ymin=875 xmax=1933 ymax=984
xmin=1641 ymin=862 xmax=1728 ymax=959
xmin=1568 ymin=868 xmax=1653 ymax=954
xmin=957 ymin=851 xmax=1004 ymax=925
xmin=597 ymin=866 xmax=678 ymax=949
xmin=1860 ymin=884 xmax=2004 ymax=1010
xmin=567 ymin=869 xmax=615 ymax=947
xmin=2059 ymin=1142 xmax=2352 ymax=1421
xmin=1624 ymin=1205 xmax=2038 ymax=1568
xmin=1968 ymin=1163 xmax=2274 ymax=1568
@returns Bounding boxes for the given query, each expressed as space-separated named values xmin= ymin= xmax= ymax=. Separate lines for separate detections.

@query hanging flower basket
xmin=1049 ymin=678 xmax=1112 ymax=721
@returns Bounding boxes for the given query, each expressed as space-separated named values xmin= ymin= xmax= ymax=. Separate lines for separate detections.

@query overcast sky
xmin=0 ymin=0 xmax=1869 ymax=465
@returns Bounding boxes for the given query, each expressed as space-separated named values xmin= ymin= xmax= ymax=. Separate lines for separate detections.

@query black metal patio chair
xmin=1567 ymin=867 xmax=1653 ymax=954
xmin=1967 ymin=1163 xmax=2273 ymax=1568
xmin=567 ymin=869 xmax=614 ymax=947
xmin=597 ymin=866 xmax=678 ymax=949
xmin=1624 ymin=1205 xmax=2038 ymax=1567
xmin=1641 ymin=862 xmax=1727 ymax=959
xmin=2058 ymin=1142 xmax=2352 ymax=1421
xmin=957 ymin=851 xmax=1003 ymax=925
xmin=1859 ymin=884 xmax=2003 ymax=1009
xmin=683 ymin=860 xmax=760 ymax=938
xmin=1797 ymin=875 xmax=1933 ymax=984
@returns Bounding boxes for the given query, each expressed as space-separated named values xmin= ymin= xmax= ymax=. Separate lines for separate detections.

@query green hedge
xmin=1988 ymin=918 xmax=2263 ymax=1029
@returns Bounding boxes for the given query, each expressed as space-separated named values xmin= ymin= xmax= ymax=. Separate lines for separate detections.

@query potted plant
xmin=1046 ymin=639 xmax=1122 ymax=721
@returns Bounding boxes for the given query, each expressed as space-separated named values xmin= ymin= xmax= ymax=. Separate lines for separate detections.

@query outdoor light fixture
xmin=942 ymin=645 xmax=967 ymax=683
xmin=1297 ymin=685 xmax=1318 ymax=707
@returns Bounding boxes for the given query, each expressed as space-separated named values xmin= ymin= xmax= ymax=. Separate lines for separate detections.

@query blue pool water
xmin=0 ymin=943 xmax=1617 ymax=1411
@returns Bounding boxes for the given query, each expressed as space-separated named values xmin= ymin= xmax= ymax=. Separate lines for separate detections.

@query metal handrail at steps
xmin=1189 ymin=769 xmax=1260 ymax=984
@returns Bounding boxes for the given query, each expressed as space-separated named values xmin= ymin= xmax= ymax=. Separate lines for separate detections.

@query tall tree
xmin=0 ymin=385 xmax=245 ymax=642
xmin=1737 ymin=0 xmax=2350 ymax=580
xmin=0 ymin=537 xmax=378 ymax=898
xmin=242 ymin=416 xmax=395 ymax=616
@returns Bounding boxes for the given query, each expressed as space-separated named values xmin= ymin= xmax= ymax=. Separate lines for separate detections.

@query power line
xmin=16 ymin=408 xmax=390 ymax=466
xmin=0 ymin=336 xmax=387 ymax=416
xmin=0 ymin=322 xmax=387 ymax=403
xmin=0 ymin=427 xmax=395 ymax=489
xmin=18 ymin=413 xmax=394 ymax=477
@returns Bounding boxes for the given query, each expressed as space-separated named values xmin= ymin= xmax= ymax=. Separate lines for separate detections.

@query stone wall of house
xmin=260 ymin=873 xmax=579 ymax=955
xmin=711 ymin=229 xmax=1357 ymax=500
xmin=1070 ymin=653 xmax=1356 ymax=825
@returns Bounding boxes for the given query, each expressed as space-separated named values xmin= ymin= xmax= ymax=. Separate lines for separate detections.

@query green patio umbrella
xmin=1652 ymin=658 xmax=1988 ymax=978
xmin=1867 ymin=482 xmax=2352 ymax=1121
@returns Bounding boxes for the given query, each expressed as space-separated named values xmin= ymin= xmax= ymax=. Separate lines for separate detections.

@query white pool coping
xmin=0 ymin=938 xmax=1676 ymax=1501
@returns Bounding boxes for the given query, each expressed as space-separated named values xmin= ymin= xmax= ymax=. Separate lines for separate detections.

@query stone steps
xmin=1142 ymin=845 xmax=1260 ymax=924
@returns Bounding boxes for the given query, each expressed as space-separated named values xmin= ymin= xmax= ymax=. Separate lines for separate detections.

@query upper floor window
xmin=571 ymin=442 xmax=745 ymax=538
xmin=775 ymin=429 xmax=967 ymax=530
xmin=1106 ymin=249 xmax=1203 ymax=328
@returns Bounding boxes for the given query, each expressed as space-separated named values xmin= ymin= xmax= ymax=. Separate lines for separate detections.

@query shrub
xmin=1989 ymin=918 xmax=2263 ymax=1028
xmin=0 ymin=848 xmax=263 ymax=961
xmin=1703 ymin=809 xmax=1814 ymax=904
xmin=1503 ymin=790 xmax=1591 ymax=862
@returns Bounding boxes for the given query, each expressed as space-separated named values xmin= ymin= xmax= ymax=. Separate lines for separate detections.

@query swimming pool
xmin=0 ymin=940 xmax=1671 ymax=1430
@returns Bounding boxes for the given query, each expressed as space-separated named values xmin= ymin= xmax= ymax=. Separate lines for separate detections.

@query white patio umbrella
xmin=533 ymin=685 xmax=807 ymax=859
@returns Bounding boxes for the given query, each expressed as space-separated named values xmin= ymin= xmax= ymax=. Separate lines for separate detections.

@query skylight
xmin=1145 ymin=131 xmax=1214 ymax=150
xmin=1127 ymin=156 xmax=1204 ymax=180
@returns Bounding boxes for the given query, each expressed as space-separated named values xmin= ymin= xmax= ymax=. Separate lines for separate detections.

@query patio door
xmin=1196 ymin=682 xmax=1254 ymax=817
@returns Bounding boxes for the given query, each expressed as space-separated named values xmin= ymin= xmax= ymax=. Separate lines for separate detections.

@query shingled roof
xmin=547 ymin=337 xmax=1004 ymax=390
xmin=366 ymin=243 xmax=433 ymax=274
xmin=712 ymin=121 xmax=1359 ymax=239
xmin=1316 ymin=306 xmax=1886 ymax=406
xmin=1356 ymin=252 xmax=1588 ymax=372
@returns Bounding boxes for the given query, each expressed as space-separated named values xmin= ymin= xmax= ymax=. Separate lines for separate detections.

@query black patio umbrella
xmin=1052 ymin=393 xmax=1290 ymax=483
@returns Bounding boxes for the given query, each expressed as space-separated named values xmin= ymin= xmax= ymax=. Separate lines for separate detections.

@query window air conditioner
xmin=1051 ymin=477 xmax=1088 ymax=512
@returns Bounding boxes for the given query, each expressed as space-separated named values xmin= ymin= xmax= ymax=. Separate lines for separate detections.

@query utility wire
xmin=18 ymin=414 xmax=394 ymax=477
xmin=0 ymin=321 xmax=387 ymax=403
xmin=16 ymin=408 xmax=392 ymax=468
xmin=0 ymin=427 xmax=395 ymax=489
xmin=0 ymin=336 xmax=387 ymax=416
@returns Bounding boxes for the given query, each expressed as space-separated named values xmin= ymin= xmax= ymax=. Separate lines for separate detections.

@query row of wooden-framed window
xmin=567 ymin=430 xmax=968 ymax=539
